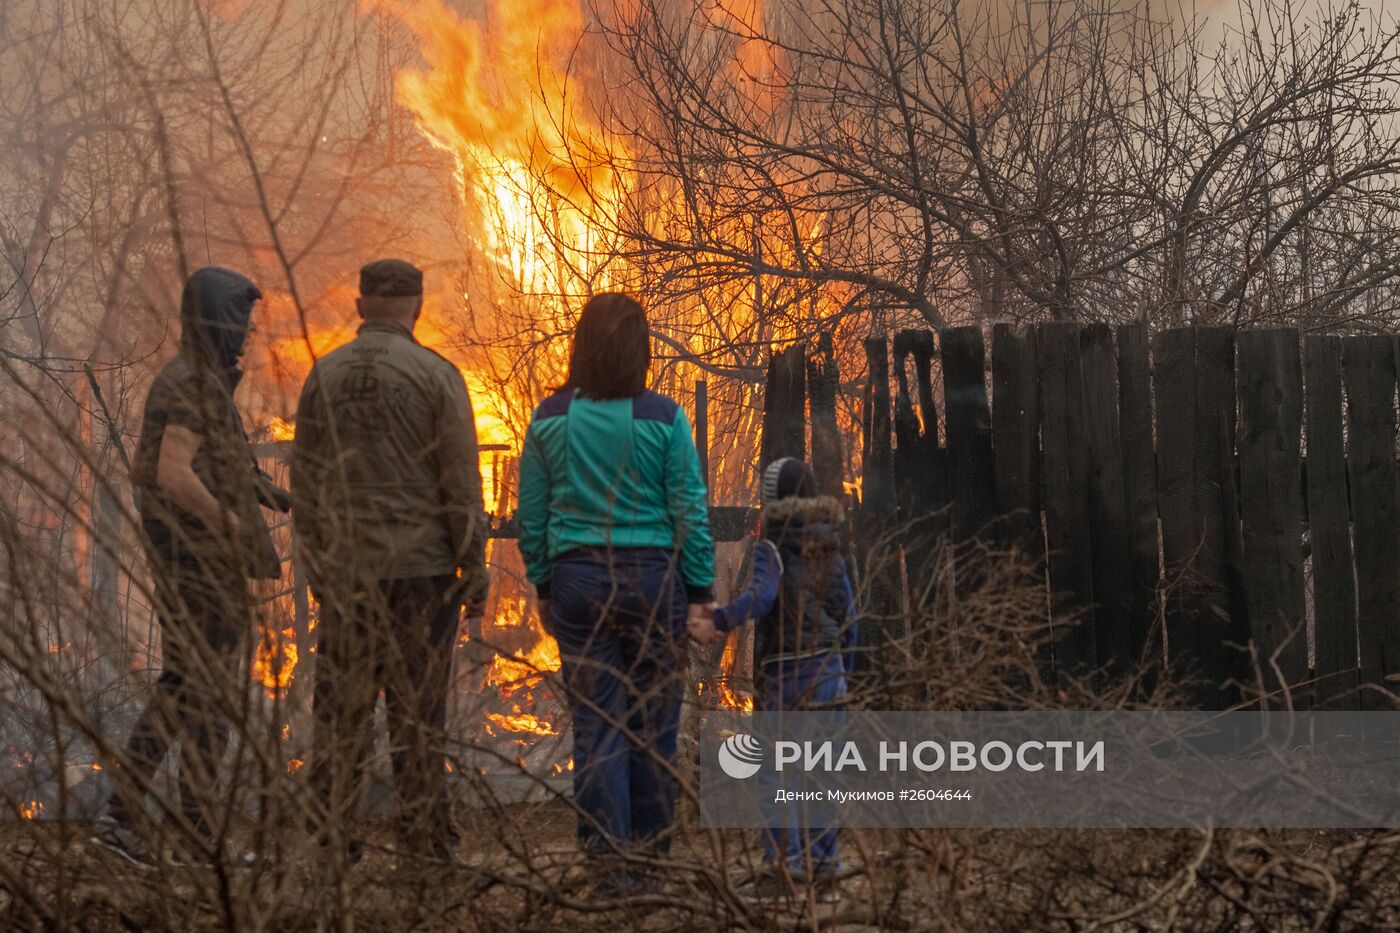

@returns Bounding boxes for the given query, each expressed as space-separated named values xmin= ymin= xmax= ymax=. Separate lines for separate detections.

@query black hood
xmin=179 ymin=266 xmax=262 ymax=381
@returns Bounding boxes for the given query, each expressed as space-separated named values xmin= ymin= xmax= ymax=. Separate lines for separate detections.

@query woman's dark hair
xmin=564 ymin=292 xmax=651 ymax=399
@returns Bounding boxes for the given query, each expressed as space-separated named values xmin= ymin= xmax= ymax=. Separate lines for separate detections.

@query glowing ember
xmin=17 ymin=800 xmax=42 ymax=820
xmin=486 ymin=712 xmax=557 ymax=736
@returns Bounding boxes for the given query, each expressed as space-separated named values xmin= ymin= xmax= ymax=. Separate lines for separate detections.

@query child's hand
xmin=686 ymin=602 xmax=721 ymax=645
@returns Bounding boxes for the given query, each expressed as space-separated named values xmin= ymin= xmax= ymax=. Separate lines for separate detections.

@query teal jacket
xmin=518 ymin=388 xmax=715 ymax=601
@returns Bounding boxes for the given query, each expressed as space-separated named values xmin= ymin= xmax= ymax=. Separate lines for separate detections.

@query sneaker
xmin=90 ymin=817 xmax=156 ymax=868
xmin=810 ymin=880 xmax=842 ymax=904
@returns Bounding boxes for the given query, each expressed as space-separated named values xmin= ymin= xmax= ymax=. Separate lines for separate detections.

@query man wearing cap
xmin=292 ymin=259 xmax=489 ymax=862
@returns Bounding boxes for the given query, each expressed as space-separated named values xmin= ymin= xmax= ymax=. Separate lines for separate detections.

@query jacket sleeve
xmin=517 ymin=418 xmax=553 ymax=598
xmin=290 ymin=367 xmax=327 ymax=577
xmin=712 ymin=538 xmax=781 ymax=632
xmin=436 ymin=366 xmax=490 ymax=615
xmin=665 ymin=406 xmax=715 ymax=602
xmin=829 ymin=555 xmax=858 ymax=674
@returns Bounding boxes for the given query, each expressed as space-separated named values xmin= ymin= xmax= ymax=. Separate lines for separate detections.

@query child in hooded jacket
xmin=704 ymin=457 xmax=857 ymax=900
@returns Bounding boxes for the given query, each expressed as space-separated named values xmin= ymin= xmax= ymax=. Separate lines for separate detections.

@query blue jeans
xmin=549 ymin=548 xmax=686 ymax=855
xmin=759 ymin=652 xmax=847 ymax=878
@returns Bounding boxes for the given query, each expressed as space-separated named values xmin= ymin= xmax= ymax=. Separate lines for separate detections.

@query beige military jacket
xmin=291 ymin=320 xmax=489 ymax=610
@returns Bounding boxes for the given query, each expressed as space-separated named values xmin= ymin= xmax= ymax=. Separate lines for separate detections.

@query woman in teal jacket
xmin=517 ymin=293 xmax=715 ymax=875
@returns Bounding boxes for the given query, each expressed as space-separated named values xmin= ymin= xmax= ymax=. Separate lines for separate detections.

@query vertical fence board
xmin=1081 ymin=324 xmax=1134 ymax=674
xmin=856 ymin=337 xmax=902 ymax=686
xmin=894 ymin=330 xmax=944 ymax=593
xmin=1305 ymin=336 xmax=1359 ymax=709
xmin=1342 ymin=336 xmax=1400 ymax=710
xmin=762 ymin=346 xmax=806 ymax=470
xmin=911 ymin=330 xmax=950 ymax=540
xmin=894 ymin=330 xmax=925 ymax=543
xmin=1118 ymin=323 xmax=1160 ymax=680
xmin=1237 ymin=330 xmax=1308 ymax=703
xmin=1154 ymin=327 xmax=1242 ymax=707
xmin=807 ymin=332 xmax=844 ymax=499
xmin=1038 ymin=322 xmax=1096 ymax=674
xmin=942 ymin=326 xmax=996 ymax=548
xmin=991 ymin=324 xmax=1040 ymax=552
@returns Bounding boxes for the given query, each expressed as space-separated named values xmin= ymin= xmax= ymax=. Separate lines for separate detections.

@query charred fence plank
xmin=1037 ymin=322 xmax=1096 ymax=676
xmin=762 ymin=345 xmax=806 ymax=470
xmin=1081 ymin=323 xmax=1134 ymax=675
xmin=1305 ymin=336 xmax=1359 ymax=709
xmin=855 ymin=336 xmax=902 ymax=689
xmin=942 ymin=326 xmax=995 ymax=551
xmin=808 ymin=332 xmax=844 ymax=499
xmin=1153 ymin=326 xmax=1244 ymax=708
xmin=1342 ymin=336 xmax=1400 ymax=710
xmin=991 ymin=323 xmax=1040 ymax=554
xmin=894 ymin=329 xmax=945 ymax=594
xmin=1118 ymin=323 xmax=1161 ymax=683
xmin=1237 ymin=329 xmax=1308 ymax=706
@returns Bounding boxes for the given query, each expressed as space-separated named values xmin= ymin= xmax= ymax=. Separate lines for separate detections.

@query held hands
xmin=686 ymin=602 xmax=722 ymax=645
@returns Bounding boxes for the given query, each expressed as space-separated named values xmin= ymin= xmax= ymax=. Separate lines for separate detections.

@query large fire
xmin=389 ymin=0 xmax=625 ymax=299
xmin=245 ymin=0 xmax=782 ymax=719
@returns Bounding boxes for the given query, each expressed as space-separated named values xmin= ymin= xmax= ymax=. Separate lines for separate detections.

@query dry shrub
xmin=5 ymin=447 xmax=1400 ymax=931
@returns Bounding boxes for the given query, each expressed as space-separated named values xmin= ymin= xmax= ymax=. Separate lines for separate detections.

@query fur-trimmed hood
xmin=761 ymin=494 xmax=845 ymax=525
xmin=761 ymin=494 xmax=845 ymax=554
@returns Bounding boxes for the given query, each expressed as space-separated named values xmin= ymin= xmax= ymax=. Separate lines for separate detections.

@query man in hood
xmin=93 ymin=266 xmax=286 ymax=867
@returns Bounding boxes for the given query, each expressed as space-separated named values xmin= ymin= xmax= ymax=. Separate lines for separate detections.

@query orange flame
xmin=486 ymin=712 xmax=557 ymax=736
xmin=388 ymin=0 xmax=625 ymax=299
xmin=266 ymin=416 xmax=296 ymax=442
xmin=718 ymin=635 xmax=754 ymax=712
xmin=253 ymin=625 xmax=298 ymax=694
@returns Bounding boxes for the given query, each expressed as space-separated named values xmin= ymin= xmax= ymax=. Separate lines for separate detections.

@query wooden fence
xmin=762 ymin=324 xmax=1400 ymax=711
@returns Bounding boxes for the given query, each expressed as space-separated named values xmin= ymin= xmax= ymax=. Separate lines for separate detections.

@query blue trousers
xmin=549 ymin=548 xmax=686 ymax=855
xmin=759 ymin=652 xmax=847 ymax=878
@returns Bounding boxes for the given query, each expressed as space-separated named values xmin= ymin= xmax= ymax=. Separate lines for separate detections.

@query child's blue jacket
xmin=712 ymin=495 xmax=857 ymax=671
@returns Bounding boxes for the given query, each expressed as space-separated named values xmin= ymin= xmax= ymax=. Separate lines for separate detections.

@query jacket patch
xmin=632 ymin=391 xmax=679 ymax=423
xmin=535 ymin=389 xmax=574 ymax=420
